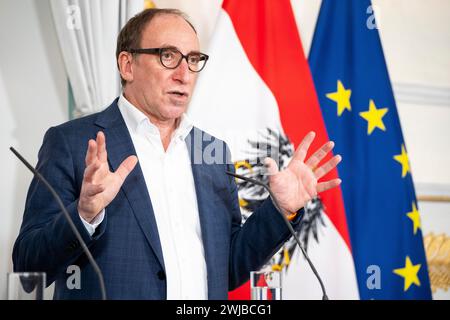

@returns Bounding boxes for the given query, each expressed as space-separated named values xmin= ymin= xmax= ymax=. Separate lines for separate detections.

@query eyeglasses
xmin=129 ymin=47 xmax=209 ymax=72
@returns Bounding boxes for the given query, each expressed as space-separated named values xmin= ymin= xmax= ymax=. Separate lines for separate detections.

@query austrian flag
xmin=189 ymin=0 xmax=358 ymax=300
xmin=190 ymin=0 xmax=431 ymax=300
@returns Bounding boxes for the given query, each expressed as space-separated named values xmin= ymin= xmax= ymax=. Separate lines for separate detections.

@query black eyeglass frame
xmin=129 ymin=47 xmax=209 ymax=72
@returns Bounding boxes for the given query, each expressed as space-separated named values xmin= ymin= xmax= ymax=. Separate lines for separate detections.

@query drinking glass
xmin=250 ymin=268 xmax=282 ymax=300
xmin=7 ymin=272 xmax=46 ymax=300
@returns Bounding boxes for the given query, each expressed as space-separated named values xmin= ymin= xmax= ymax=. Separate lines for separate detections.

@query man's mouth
xmin=167 ymin=90 xmax=188 ymax=98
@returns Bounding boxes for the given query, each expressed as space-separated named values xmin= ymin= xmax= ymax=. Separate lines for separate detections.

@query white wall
xmin=0 ymin=0 xmax=448 ymax=299
xmin=374 ymin=0 xmax=450 ymax=186
xmin=0 ymin=0 xmax=67 ymax=299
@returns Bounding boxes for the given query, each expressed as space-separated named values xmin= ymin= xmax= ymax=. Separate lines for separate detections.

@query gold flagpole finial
xmin=144 ymin=0 xmax=156 ymax=9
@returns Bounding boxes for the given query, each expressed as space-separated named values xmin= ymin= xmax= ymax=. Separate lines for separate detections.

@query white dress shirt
xmin=80 ymin=94 xmax=208 ymax=299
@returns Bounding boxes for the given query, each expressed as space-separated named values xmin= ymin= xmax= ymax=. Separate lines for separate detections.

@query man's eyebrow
xmin=160 ymin=44 xmax=178 ymax=50
xmin=160 ymin=44 xmax=202 ymax=55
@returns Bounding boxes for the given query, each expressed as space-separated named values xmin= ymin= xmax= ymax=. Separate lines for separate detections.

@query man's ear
xmin=118 ymin=51 xmax=134 ymax=83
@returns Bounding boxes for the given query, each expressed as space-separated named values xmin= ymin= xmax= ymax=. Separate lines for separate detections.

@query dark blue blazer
xmin=13 ymin=99 xmax=302 ymax=299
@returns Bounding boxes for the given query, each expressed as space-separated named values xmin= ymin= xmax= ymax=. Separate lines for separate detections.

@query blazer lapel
xmin=186 ymin=128 xmax=228 ymax=299
xmin=95 ymin=101 xmax=165 ymax=271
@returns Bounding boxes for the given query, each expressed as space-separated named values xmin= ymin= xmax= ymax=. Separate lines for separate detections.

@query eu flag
xmin=309 ymin=0 xmax=432 ymax=299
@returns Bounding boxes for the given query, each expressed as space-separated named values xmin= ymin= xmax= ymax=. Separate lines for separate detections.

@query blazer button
xmin=157 ymin=270 xmax=166 ymax=280
xmin=71 ymin=240 xmax=79 ymax=249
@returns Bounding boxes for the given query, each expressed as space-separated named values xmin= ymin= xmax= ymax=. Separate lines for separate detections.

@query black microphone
xmin=226 ymin=170 xmax=329 ymax=300
xmin=10 ymin=147 xmax=107 ymax=300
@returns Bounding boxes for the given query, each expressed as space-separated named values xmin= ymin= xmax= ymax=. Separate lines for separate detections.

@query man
xmin=13 ymin=8 xmax=341 ymax=299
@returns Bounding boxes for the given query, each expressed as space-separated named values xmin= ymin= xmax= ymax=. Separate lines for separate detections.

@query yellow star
xmin=393 ymin=256 xmax=421 ymax=291
xmin=359 ymin=100 xmax=389 ymax=135
xmin=326 ymin=80 xmax=352 ymax=116
xmin=407 ymin=202 xmax=421 ymax=235
xmin=393 ymin=144 xmax=410 ymax=178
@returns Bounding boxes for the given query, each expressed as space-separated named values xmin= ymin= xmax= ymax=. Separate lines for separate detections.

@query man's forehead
xmin=141 ymin=14 xmax=199 ymax=49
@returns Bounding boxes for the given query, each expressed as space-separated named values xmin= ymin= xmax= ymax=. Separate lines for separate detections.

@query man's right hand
xmin=78 ymin=131 xmax=138 ymax=223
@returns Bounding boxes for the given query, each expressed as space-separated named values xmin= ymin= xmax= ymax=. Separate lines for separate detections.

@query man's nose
xmin=172 ymin=58 xmax=191 ymax=83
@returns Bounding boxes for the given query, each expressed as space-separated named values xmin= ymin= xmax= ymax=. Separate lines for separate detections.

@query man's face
xmin=125 ymin=14 xmax=200 ymax=122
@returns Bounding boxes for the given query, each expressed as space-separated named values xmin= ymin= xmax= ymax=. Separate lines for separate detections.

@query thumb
xmin=264 ymin=157 xmax=279 ymax=176
xmin=115 ymin=155 xmax=138 ymax=182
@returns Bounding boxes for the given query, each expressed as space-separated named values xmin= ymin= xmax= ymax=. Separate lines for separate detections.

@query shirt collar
xmin=118 ymin=94 xmax=193 ymax=140
xmin=173 ymin=112 xmax=194 ymax=141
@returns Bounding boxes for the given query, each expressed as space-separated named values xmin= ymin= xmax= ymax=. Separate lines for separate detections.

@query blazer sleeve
xmin=225 ymin=146 xmax=303 ymax=290
xmin=12 ymin=126 xmax=107 ymax=286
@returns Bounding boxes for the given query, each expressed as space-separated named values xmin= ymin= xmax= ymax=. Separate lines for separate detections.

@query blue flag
xmin=309 ymin=0 xmax=432 ymax=299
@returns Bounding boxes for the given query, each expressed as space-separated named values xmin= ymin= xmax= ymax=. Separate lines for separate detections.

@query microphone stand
xmin=10 ymin=147 xmax=107 ymax=300
xmin=226 ymin=170 xmax=329 ymax=300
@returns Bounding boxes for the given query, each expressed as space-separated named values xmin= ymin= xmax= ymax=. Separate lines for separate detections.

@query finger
xmin=314 ymin=154 xmax=342 ymax=180
xmin=263 ymin=157 xmax=279 ymax=176
xmin=83 ymin=161 xmax=102 ymax=183
xmin=84 ymin=183 xmax=106 ymax=197
xmin=115 ymin=155 xmax=138 ymax=182
xmin=305 ymin=141 xmax=334 ymax=169
xmin=317 ymin=178 xmax=342 ymax=193
xmin=291 ymin=131 xmax=316 ymax=164
xmin=96 ymin=131 xmax=107 ymax=162
xmin=85 ymin=139 xmax=97 ymax=166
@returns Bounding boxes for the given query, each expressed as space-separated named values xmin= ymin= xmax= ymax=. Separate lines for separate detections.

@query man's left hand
xmin=264 ymin=131 xmax=342 ymax=217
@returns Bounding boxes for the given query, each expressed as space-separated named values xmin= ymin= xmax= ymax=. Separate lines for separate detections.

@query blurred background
xmin=0 ymin=0 xmax=449 ymax=300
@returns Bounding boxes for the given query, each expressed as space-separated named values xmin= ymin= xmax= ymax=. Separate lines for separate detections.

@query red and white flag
xmin=188 ymin=0 xmax=359 ymax=299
